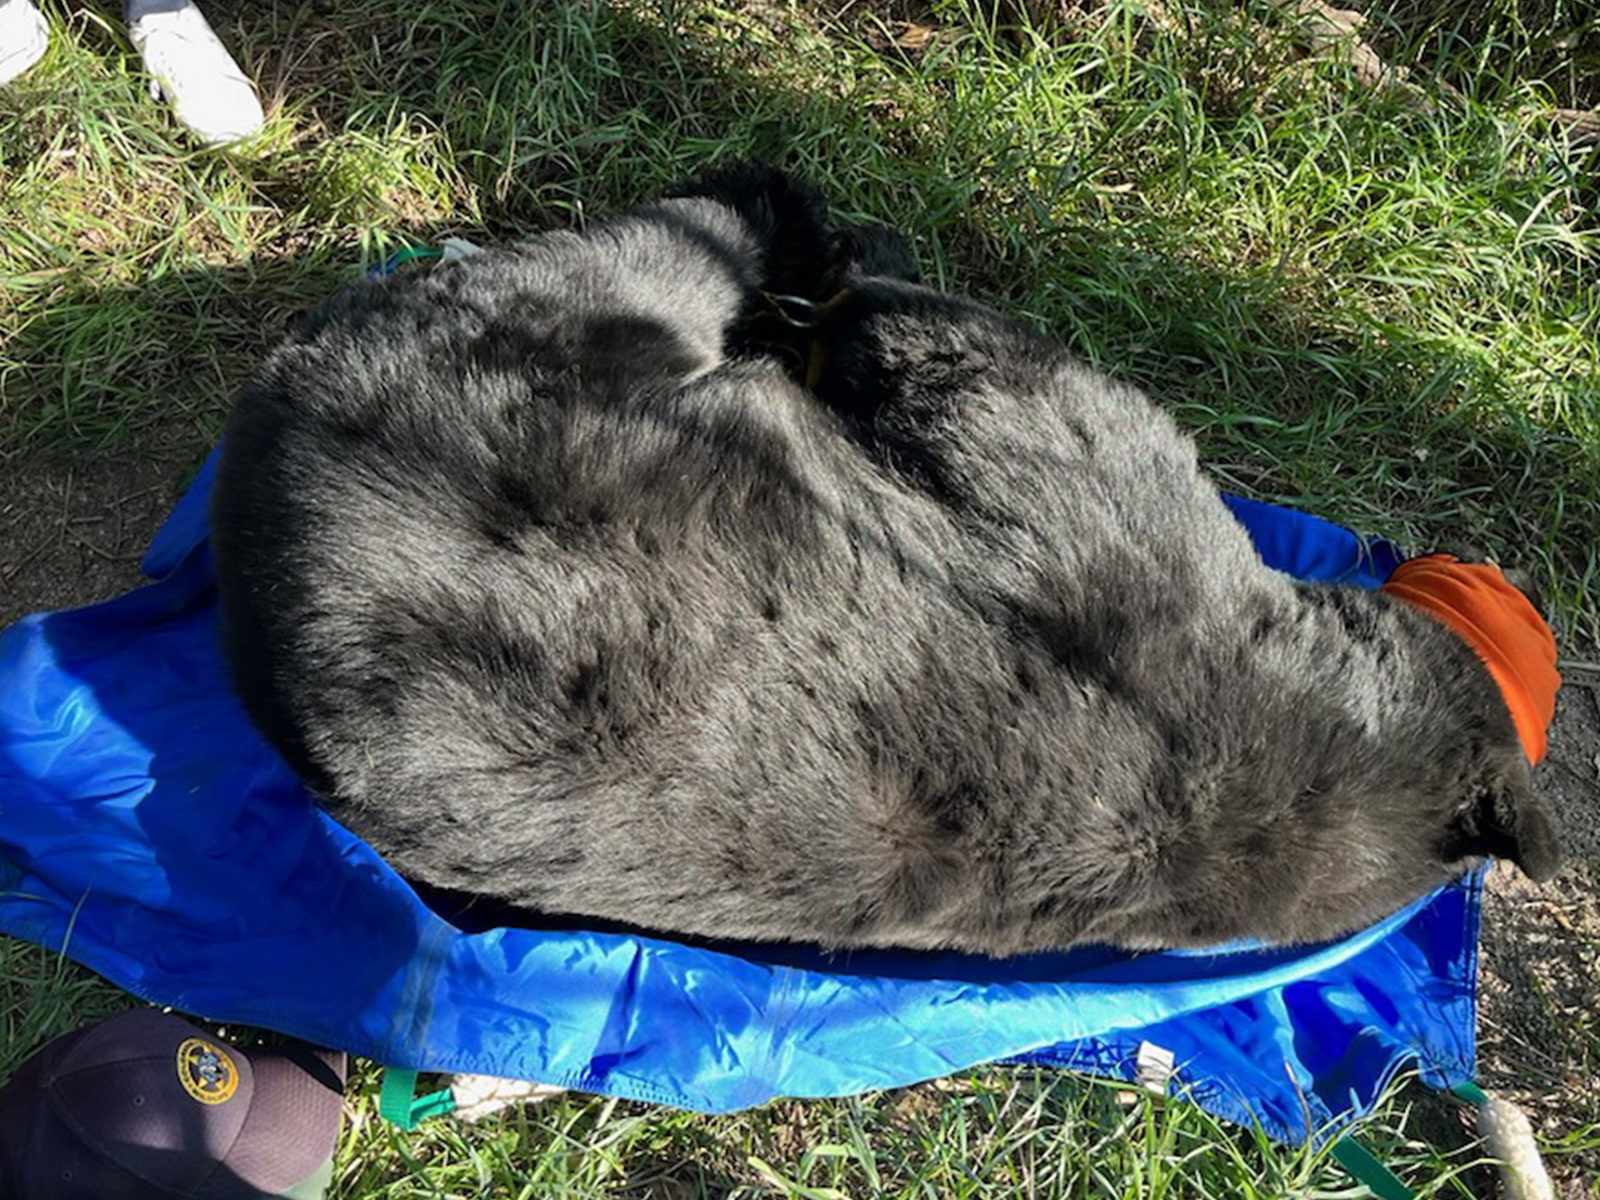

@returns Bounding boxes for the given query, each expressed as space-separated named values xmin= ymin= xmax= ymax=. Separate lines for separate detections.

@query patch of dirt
xmin=1534 ymin=660 xmax=1600 ymax=870
xmin=1478 ymin=654 xmax=1600 ymax=1195
xmin=0 ymin=451 xmax=190 ymax=628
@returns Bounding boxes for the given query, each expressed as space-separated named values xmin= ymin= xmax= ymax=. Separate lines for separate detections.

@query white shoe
xmin=0 ymin=0 xmax=49 ymax=86
xmin=128 ymin=0 xmax=264 ymax=147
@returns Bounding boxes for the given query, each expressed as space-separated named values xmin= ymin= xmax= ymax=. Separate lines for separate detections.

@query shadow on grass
xmin=2 ymin=259 xmax=344 ymax=456
xmin=6 ymin=1 xmax=1596 ymax=630
xmin=616 ymin=1150 xmax=747 ymax=1198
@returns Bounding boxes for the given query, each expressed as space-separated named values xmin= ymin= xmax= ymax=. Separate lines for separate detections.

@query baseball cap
xmin=0 ymin=1010 xmax=345 ymax=1199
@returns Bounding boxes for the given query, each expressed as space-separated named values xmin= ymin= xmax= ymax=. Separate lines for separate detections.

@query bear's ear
xmin=663 ymin=163 xmax=839 ymax=300
xmin=836 ymin=221 xmax=920 ymax=283
xmin=1446 ymin=750 xmax=1561 ymax=882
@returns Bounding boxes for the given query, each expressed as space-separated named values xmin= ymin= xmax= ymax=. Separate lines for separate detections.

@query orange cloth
xmin=1381 ymin=554 xmax=1560 ymax=764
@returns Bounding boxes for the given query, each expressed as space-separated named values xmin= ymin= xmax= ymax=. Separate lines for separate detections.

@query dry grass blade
xmin=1264 ymin=0 xmax=1438 ymax=110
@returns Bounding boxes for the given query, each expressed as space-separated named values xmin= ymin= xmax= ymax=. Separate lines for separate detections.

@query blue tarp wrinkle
xmin=0 ymin=447 xmax=1472 ymax=1145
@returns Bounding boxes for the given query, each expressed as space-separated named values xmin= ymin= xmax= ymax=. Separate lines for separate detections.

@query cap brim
xmin=205 ymin=1043 xmax=347 ymax=1200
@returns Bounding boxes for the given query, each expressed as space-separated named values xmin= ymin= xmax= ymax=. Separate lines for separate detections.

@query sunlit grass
xmin=2 ymin=0 xmax=1596 ymax=1193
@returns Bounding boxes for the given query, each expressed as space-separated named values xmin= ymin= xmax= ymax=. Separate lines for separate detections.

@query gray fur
xmin=210 ymin=168 xmax=1558 ymax=955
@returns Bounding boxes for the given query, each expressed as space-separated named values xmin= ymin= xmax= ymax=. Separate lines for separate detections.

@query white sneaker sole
xmin=0 ymin=0 xmax=49 ymax=87
xmin=129 ymin=1 xmax=264 ymax=147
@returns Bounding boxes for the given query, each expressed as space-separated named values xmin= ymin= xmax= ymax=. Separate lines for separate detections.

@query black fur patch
xmin=210 ymin=166 xmax=1559 ymax=956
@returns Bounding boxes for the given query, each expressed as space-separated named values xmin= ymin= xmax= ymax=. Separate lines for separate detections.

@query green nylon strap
xmin=1331 ymin=1137 xmax=1416 ymax=1200
xmin=377 ymin=1066 xmax=457 ymax=1130
xmin=1326 ymin=1078 xmax=1492 ymax=1196
xmin=384 ymin=246 xmax=443 ymax=271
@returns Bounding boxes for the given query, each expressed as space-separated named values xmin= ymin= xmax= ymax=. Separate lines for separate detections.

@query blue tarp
xmin=0 ymin=450 xmax=1473 ymax=1144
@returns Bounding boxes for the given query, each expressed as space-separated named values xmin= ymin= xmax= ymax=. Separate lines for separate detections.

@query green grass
xmin=2 ymin=0 xmax=1598 ymax=1194
xmin=0 ymin=941 xmax=1508 ymax=1200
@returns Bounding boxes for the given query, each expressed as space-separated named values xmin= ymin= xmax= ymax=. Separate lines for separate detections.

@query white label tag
xmin=440 ymin=237 xmax=485 ymax=262
xmin=1134 ymin=1041 xmax=1176 ymax=1094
